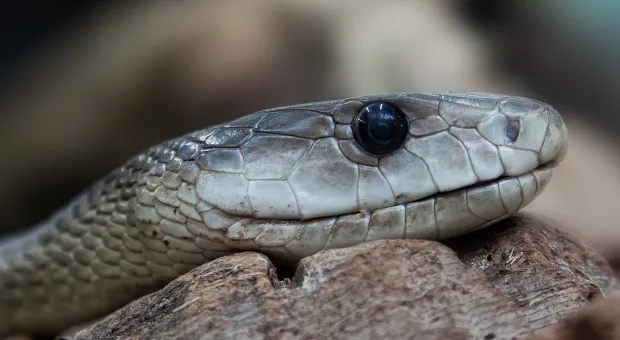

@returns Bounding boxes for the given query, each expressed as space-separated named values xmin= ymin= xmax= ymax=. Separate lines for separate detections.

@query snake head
xmin=153 ymin=92 xmax=568 ymax=224
xmin=122 ymin=91 xmax=570 ymax=263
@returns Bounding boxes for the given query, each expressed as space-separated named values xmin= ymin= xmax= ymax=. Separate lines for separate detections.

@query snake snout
xmin=542 ymin=106 xmax=568 ymax=165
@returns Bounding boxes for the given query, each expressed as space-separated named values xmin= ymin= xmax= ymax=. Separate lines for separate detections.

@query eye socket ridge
xmin=352 ymin=101 xmax=409 ymax=156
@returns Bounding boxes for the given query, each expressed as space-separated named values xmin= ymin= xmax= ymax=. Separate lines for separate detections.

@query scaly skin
xmin=0 ymin=92 xmax=568 ymax=336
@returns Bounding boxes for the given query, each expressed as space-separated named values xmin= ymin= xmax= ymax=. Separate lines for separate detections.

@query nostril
xmin=506 ymin=118 xmax=520 ymax=144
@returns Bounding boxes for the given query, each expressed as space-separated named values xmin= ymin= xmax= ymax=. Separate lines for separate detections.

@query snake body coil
xmin=0 ymin=92 xmax=568 ymax=336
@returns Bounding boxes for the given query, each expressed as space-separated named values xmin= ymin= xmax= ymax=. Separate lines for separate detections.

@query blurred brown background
xmin=1 ymin=0 xmax=619 ymax=254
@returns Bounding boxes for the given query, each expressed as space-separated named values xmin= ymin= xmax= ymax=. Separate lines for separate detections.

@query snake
xmin=0 ymin=92 xmax=568 ymax=336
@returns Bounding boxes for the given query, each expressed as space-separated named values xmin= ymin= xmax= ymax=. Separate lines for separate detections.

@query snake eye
xmin=352 ymin=102 xmax=409 ymax=155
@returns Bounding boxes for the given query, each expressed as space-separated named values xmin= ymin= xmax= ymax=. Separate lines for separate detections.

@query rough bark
xmin=54 ymin=214 xmax=618 ymax=340
xmin=533 ymin=291 xmax=620 ymax=340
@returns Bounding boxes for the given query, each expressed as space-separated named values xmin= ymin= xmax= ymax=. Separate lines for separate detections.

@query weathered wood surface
xmin=52 ymin=214 xmax=618 ymax=340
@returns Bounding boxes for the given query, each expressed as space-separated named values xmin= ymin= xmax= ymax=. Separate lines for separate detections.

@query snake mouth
xmin=468 ymin=162 xmax=556 ymax=189
xmin=340 ymin=163 xmax=555 ymax=231
xmin=409 ymin=163 xmax=555 ymax=240
xmin=384 ymin=161 xmax=557 ymax=215
xmin=460 ymin=161 xmax=560 ymax=199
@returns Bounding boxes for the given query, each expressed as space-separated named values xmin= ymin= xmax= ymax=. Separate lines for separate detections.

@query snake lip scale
xmin=0 ymin=91 xmax=568 ymax=336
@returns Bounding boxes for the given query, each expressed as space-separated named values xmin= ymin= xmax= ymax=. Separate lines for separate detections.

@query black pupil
xmin=367 ymin=106 xmax=398 ymax=141
xmin=352 ymin=102 xmax=408 ymax=156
